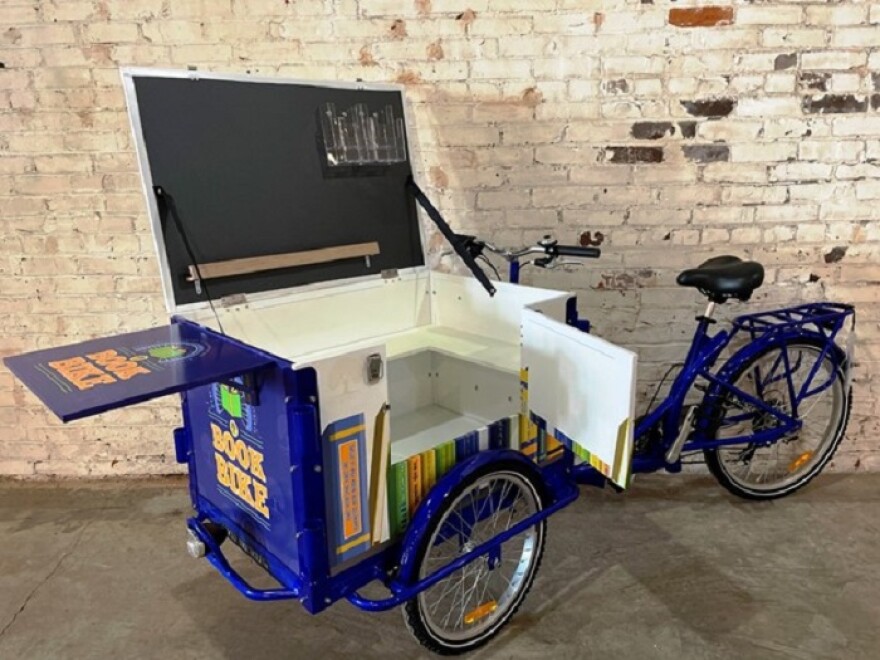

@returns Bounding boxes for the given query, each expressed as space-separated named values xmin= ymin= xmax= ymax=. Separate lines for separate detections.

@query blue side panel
xmin=3 ymin=323 xmax=275 ymax=422
xmin=186 ymin=356 xmax=302 ymax=576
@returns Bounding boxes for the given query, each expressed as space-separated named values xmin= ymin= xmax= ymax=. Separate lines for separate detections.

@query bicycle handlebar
xmin=554 ymin=245 xmax=601 ymax=259
xmin=481 ymin=240 xmax=601 ymax=262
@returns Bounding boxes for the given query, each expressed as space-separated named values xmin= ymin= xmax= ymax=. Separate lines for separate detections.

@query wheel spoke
xmin=412 ymin=471 xmax=543 ymax=647
xmin=713 ymin=343 xmax=845 ymax=494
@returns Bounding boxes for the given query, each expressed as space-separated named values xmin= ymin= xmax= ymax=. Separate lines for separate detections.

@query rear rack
xmin=732 ymin=302 xmax=855 ymax=339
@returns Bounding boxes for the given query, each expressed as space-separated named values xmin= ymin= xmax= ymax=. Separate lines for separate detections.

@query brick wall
xmin=1 ymin=0 xmax=878 ymax=476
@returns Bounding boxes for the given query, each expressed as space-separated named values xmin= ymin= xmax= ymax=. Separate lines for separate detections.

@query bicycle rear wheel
xmin=403 ymin=464 xmax=546 ymax=655
xmin=705 ymin=339 xmax=850 ymax=499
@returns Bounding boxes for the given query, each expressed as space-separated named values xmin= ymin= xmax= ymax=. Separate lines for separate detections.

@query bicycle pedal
xmin=665 ymin=406 xmax=697 ymax=464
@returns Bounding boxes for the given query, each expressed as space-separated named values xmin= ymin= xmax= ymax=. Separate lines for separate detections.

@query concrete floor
xmin=0 ymin=475 xmax=878 ymax=660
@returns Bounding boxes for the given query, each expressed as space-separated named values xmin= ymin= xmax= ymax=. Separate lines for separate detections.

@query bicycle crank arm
xmin=665 ymin=405 xmax=697 ymax=464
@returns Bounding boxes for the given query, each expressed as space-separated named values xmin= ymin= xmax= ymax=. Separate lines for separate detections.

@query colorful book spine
xmin=455 ymin=430 xmax=479 ymax=462
xmin=421 ymin=449 xmax=437 ymax=500
xmin=322 ymin=413 xmax=371 ymax=566
xmin=477 ymin=426 xmax=489 ymax=451
xmin=407 ymin=453 xmax=422 ymax=517
xmin=436 ymin=441 xmax=455 ymax=478
xmin=546 ymin=432 xmax=564 ymax=460
xmin=386 ymin=461 xmax=409 ymax=539
xmin=489 ymin=417 xmax=508 ymax=450
xmin=386 ymin=414 xmax=527 ymax=540
xmin=507 ymin=413 xmax=520 ymax=449
xmin=519 ymin=368 xmax=538 ymax=461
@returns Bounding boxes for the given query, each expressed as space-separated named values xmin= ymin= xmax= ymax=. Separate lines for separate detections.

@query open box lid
xmin=122 ymin=68 xmax=426 ymax=314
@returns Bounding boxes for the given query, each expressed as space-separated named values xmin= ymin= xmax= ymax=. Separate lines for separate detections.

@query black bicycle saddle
xmin=677 ymin=255 xmax=764 ymax=302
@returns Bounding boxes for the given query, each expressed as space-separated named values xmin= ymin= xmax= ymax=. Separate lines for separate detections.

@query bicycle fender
xmin=396 ymin=449 xmax=545 ymax=587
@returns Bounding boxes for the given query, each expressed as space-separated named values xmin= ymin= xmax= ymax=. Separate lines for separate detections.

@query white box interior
xmin=183 ymin=270 xmax=570 ymax=463
xmin=388 ymin=349 xmax=518 ymax=463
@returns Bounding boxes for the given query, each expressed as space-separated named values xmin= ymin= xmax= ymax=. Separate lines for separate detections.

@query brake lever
xmin=551 ymin=259 xmax=585 ymax=269
xmin=529 ymin=258 xmax=584 ymax=270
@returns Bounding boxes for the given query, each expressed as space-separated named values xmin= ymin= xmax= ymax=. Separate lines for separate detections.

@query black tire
xmin=403 ymin=462 xmax=546 ymax=655
xmin=704 ymin=338 xmax=851 ymax=500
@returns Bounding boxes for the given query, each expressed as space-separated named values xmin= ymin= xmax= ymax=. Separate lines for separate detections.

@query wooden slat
xmin=187 ymin=241 xmax=380 ymax=282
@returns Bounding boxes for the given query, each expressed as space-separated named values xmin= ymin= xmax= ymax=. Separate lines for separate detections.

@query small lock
xmin=366 ymin=353 xmax=383 ymax=384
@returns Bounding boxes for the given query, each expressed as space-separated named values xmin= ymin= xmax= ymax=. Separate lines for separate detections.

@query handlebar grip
xmin=554 ymin=245 xmax=601 ymax=258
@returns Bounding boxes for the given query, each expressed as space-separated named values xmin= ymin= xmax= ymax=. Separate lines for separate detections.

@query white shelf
xmin=291 ymin=324 xmax=520 ymax=373
xmin=390 ymin=404 xmax=490 ymax=463
xmin=385 ymin=325 xmax=519 ymax=373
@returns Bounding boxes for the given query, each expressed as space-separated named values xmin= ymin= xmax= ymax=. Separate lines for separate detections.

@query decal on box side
xmin=324 ymin=413 xmax=372 ymax=562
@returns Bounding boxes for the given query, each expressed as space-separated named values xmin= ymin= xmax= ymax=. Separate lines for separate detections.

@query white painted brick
xmin=833 ymin=117 xmax=880 ymax=136
xmin=738 ymin=6 xmax=803 ymax=25
xmin=801 ymin=50 xmax=867 ymax=70
xmin=799 ymin=140 xmax=863 ymax=162
xmin=765 ymin=73 xmax=796 ymax=94
xmin=833 ymin=27 xmax=880 ymax=48
xmin=698 ymin=121 xmax=763 ymax=142
xmin=730 ymin=142 xmax=798 ymax=163
xmin=737 ymin=97 xmax=802 ymax=117
xmin=2 ymin=1 xmax=879 ymax=477
xmin=830 ymin=73 xmax=864 ymax=93
xmin=603 ymin=56 xmax=665 ymax=76
xmin=806 ymin=5 xmax=867 ymax=26
xmin=470 ymin=59 xmax=532 ymax=80
xmin=771 ymin=162 xmax=834 ymax=181
xmin=756 ymin=204 xmax=820 ymax=224
xmin=762 ymin=28 xmax=828 ymax=48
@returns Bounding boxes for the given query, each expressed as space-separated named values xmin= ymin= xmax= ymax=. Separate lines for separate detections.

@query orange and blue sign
xmin=323 ymin=413 xmax=371 ymax=566
xmin=2 ymin=324 xmax=274 ymax=422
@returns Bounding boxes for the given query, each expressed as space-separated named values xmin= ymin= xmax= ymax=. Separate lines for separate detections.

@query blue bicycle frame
xmin=507 ymin=256 xmax=854 ymax=478
xmin=183 ymin=251 xmax=853 ymax=616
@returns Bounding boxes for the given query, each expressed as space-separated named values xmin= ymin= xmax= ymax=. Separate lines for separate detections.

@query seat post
xmin=704 ymin=300 xmax=716 ymax=319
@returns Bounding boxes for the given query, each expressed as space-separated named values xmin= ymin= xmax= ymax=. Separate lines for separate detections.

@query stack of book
xmin=386 ymin=414 xmax=519 ymax=538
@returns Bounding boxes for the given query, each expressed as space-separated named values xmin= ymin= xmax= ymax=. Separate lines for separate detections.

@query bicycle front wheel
xmin=705 ymin=339 xmax=851 ymax=499
xmin=403 ymin=464 xmax=546 ymax=655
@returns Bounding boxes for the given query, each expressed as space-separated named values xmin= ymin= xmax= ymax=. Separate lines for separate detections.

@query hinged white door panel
xmin=521 ymin=309 xmax=637 ymax=488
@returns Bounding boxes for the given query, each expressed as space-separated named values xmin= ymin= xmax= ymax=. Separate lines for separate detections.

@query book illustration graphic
xmin=136 ymin=340 xmax=207 ymax=363
xmin=209 ymin=382 xmax=256 ymax=434
xmin=323 ymin=413 xmax=372 ymax=565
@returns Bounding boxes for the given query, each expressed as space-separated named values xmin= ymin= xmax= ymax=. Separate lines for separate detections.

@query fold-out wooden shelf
xmin=187 ymin=241 xmax=380 ymax=282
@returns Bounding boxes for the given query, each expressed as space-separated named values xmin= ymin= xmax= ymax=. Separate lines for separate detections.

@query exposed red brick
xmin=395 ymin=69 xmax=422 ymax=85
xmin=390 ymin=18 xmax=407 ymax=40
xmin=522 ymin=86 xmax=543 ymax=107
xmin=429 ymin=166 xmax=448 ymax=188
xmin=669 ymin=6 xmax=734 ymax=28
xmin=415 ymin=0 xmax=431 ymax=15
xmin=358 ymin=45 xmax=377 ymax=67
xmin=580 ymin=230 xmax=605 ymax=247
xmin=456 ymin=9 xmax=476 ymax=31
xmin=593 ymin=12 xmax=604 ymax=29
xmin=426 ymin=39 xmax=444 ymax=61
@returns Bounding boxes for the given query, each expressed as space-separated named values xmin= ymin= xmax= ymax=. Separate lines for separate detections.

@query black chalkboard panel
xmin=132 ymin=75 xmax=424 ymax=306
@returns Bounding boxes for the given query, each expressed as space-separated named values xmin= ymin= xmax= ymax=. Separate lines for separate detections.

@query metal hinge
xmin=381 ymin=269 xmax=399 ymax=279
xmin=220 ymin=293 xmax=247 ymax=308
